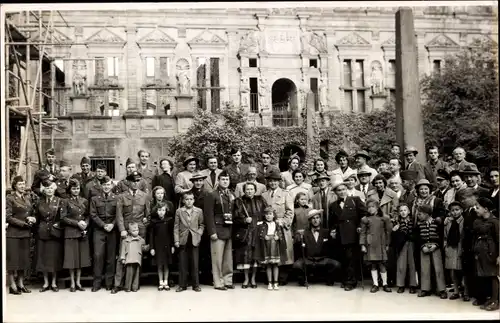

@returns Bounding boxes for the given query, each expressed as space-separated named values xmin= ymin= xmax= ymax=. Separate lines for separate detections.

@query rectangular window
xmin=145 ymin=89 xmax=157 ymax=115
xmin=107 ymin=57 xmax=119 ymax=77
xmin=357 ymin=91 xmax=366 ymax=113
xmin=388 ymin=59 xmax=396 ymax=88
xmin=355 ymin=60 xmax=364 ymax=87
xmin=343 ymin=60 xmax=352 ymax=87
xmin=309 ymin=59 xmax=318 ymax=68
xmin=250 ymin=77 xmax=258 ymax=113
xmin=90 ymin=157 xmax=116 ymax=179
xmin=344 ymin=90 xmax=353 ymax=112
xmin=94 ymin=57 xmax=105 ymax=84
xmin=249 ymin=58 xmax=258 ymax=68
xmin=159 ymin=57 xmax=170 ymax=80
xmin=146 ymin=57 xmax=155 ymax=77
xmin=210 ymin=57 xmax=220 ymax=113
xmin=54 ymin=59 xmax=64 ymax=72
xmin=108 ymin=89 xmax=120 ymax=116
xmin=390 ymin=89 xmax=396 ymax=103
xmin=197 ymin=58 xmax=207 ymax=111
xmin=310 ymin=77 xmax=319 ymax=111
xmin=433 ymin=60 xmax=441 ymax=74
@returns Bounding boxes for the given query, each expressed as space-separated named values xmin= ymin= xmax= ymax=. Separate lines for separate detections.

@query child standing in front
xmin=174 ymin=191 xmax=204 ymax=293
xmin=119 ymin=222 xmax=148 ymax=292
xmin=416 ymin=204 xmax=447 ymax=299
xmin=392 ymin=203 xmax=418 ymax=294
xmin=360 ymin=199 xmax=393 ymax=293
xmin=149 ymin=201 xmax=175 ymax=291
xmin=293 ymin=192 xmax=311 ymax=234
xmin=254 ymin=206 xmax=287 ymax=291
xmin=443 ymin=201 xmax=465 ymax=300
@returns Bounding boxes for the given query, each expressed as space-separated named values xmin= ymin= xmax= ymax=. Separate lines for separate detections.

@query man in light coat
xmin=200 ymin=155 xmax=222 ymax=192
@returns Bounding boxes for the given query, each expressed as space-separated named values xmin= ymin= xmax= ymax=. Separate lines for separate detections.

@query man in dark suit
xmin=31 ymin=147 xmax=60 ymax=196
xmin=399 ymin=170 xmax=418 ymax=206
xmin=404 ymin=146 xmax=426 ymax=183
xmin=204 ymin=171 xmax=235 ymax=290
xmin=311 ymin=175 xmax=337 ymax=229
xmin=293 ymin=210 xmax=341 ymax=287
xmin=487 ymin=168 xmax=499 ymax=216
xmin=329 ymin=179 xmax=367 ymax=291
xmin=433 ymin=169 xmax=451 ymax=200
xmin=461 ymin=164 xmax=489 ymax=198
xmin=355 ymin=170 xmax=374 ymax=201
xmin=223 ymin=148 xmax=250 ymax=192
xmin=256 ymin=150 xmax=280 ymax=186
xmin=424 ymin=146 xmax=451 ymax=185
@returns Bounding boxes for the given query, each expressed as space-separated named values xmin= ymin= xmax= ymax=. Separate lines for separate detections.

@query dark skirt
xmin=152 ymin=245 xmax=173 ymax=267
xmin=260 ymin=235 xmax=281 ymax=265
xmin=36 ymin=238 xmax=63 ymax=273
xmin=63 ymin=237 xmax=91 ymax=269
xmin=6 ymin=237 xmax=31 ymax=271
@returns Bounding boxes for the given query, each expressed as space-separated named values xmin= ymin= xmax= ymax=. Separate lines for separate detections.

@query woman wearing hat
xmin=34 ymin=180 xmax=64 ymax=292
xmin=233 ymin=182 xmax=268 ymax=288
xmin=306 ymin=158 xmax=335 ymax=193
xmin=331 ymin=150 xmax=356 ymax=182
xmin=61 ymin=179 xmax=91 ymax=292
xmin=472 ymin=197 xmax=499 ymax=311
xmin=6 ymin=176 xmax=37 ymax=295
xmin=281 ymin=153 xmax=301 ymax=188
xmin=411 ymin=179 xmax=446 ymax=226
xmin=175 ymin=156 xmax=199 ymax=197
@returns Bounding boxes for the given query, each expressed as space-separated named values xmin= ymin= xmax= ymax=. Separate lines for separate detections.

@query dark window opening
xmin=309 ymin=59 xmax=318 ymax=68
xmin=250 ymin=77 xmax=259 ymax=113
xmin=310 ymin=77 xmax=319 ymax=111
xmin=249 ymin=58 xmax=257 ymax=68
xmin=210 ymin=57 xmax=220 ymax=113
xmin=90 ymin=157 xmax=116 ymax=179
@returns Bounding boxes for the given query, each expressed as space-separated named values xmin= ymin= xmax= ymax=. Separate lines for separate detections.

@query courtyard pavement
xmin=3 ymin=283 xmax=499 ymax=322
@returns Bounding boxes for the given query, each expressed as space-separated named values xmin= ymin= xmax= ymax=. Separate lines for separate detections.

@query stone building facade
xmin=22 ymin=6 xmax=496 ymax=180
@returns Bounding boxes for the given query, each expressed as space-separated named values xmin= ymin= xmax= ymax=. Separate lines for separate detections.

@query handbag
xmin=49 ymin=198 xmax=63 ymax=239
xmin=234 ymin=201 xmax=251 ymax=244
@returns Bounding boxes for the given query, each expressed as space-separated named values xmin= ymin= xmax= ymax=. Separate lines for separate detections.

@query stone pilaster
xmin=125 ymin=26 xmax=140 ymax=114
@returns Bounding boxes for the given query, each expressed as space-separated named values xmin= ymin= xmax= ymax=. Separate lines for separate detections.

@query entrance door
xmin=272 ymin=78 xmax=298 ymax=127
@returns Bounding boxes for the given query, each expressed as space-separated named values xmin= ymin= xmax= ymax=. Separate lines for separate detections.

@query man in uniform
xmin=71 ymin=156 xmax=95 ymax=196
xmin=113 ymin=158 xmax=150 ymax=195
xmin=137 ymin=150 xmax=158 ymax=191
xmin=111 ymin=171 xmax=150 ymax=294
xmin=224 ymin=148 xmax=250 ymax=192
xmin=84 ymin=163 xmax=108 ymax=200
xmin=55 ymin=160 xmax=73 ymax=199
xmin=89 ymin=176 xmax=118 ymax=292
xmin=31 ymin=148 xmax=60 ymax=196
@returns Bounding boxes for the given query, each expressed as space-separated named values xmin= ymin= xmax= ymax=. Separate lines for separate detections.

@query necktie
xmin=211 ymin=170 xmax=216 ymax=186
xmin=236 ymin=165 xmax=241 ymax=174
xmin=105 ymin=193 xmax=109 ymax=199
xmin=321 ymin=190 xmax=328 ymax=228
xmin=339 ymin=199 xmax=344 ymax=209
xmin=271 ymin=190 xmax=275 ymax=198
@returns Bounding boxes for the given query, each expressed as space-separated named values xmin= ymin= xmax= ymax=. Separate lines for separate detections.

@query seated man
xmin=292 ymin=211 xmax=341 ymax=287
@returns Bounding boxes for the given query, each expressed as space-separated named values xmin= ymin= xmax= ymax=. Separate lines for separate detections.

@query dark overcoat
xmin=329 ymin=196 xmax=367 ymax=245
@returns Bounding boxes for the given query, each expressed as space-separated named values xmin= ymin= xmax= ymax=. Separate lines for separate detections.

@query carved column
xmin=325 ymin=32 xmax=340 ymax=111
xmin=125 ymin=26 xmax=140 ymax=114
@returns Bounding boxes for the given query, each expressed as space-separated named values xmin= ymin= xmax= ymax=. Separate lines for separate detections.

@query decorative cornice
xmin=425 ymin=33 xmax=460 ymax=49
xmin=336 ymin=32 xmax=371 ymax=49
xmin=187 ymin=29 xmax=227 ymax=46
xmin=137 ymin=27 xmax=177 ymax=48
xmin=85 ymin=27 xmax=126 ymax=47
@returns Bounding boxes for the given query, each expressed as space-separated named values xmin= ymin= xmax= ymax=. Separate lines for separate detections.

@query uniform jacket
xmin=234 ymin=180 xmax=267 ymax=198
xmin=312 ymin=187 xmax=338 ymax=229
xmin=6 ymin=193 xmax=34 ymax=238
xmin=113 ymin=178 xmax=150 ymax=196
xmin=119 ymin=235 xmax=147 ymax=265
xmin=71 ymin=171 xmax=95 ymax=196
xmin=256 ymin=163 xmax=280 ymax=186
xmin=31 ymin=164 xmax=60 ymax=196
xmin=360 ymin=211 xmax=392 ymax=261
xmin=55 ymin=178 xmax=71 ymax=199
xmin=204 ymin=188 xmax=235 ymax=240
xmin=84 ymin=178 xmax=103 ymax=200
xmin=424 ymin=159 xmax=451 ymax=185
xmin=380 ymin=188 xmax=400 ymax=219
xmin=224 ymin=163 xmax=250 ymax=191
xmin=151 ymin=172 xmax=176 ymax=204
xmin=300 ymin=228 xmax=333 ymax=260
xmin=90 ymin=192 xmax=118 ymax=231
xmin=116 ymin=190 xmax=150 ymax=233
xmin=174 ymin=206 xmax=205 ymax=246
xmin=174 ymin=170 xmax=195 ymax=194
xmin=406 ymin=161 xmax=426 ymax=183
xmin=34 ymin=196 xmax=64 ymax=240
xmin=331 ymin=167 xmax=357 ymax=182
xmin=61 ymin=196 xmax=89 ymax=239
xmin=138 ymin=164 xmax=158 ymax=190
xmin=357 ymin=165 xmax=378 ymax=182
xmin=200 ymin=168 xmax=222 ymax=191
xmin=329 ymin=196 xmax=367 ymax=245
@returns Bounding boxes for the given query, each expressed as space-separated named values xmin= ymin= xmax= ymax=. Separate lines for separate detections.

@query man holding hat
xmin=461 ymin=164 xmax=489 ymax=198
xmin=256 ymin=150 xmax=280 ymax=186
xmin=292 ymin=210 xmax=341 ymax=287
xmin=234 ymin=165 xmax=267 ymax=198
xmin=71 ymin=157 xmax=95 ymax=195
xmin=433 ymin=169 xmax=452 ymax=201
xmin=112 ymin=171 xmax=150 ymax=294
xmin=84 ymin=163 xmax=108 ymax=200
xmin=114 ymin=158 xmax=150 ymax=195
xmin=354 ymin=150 xmax=378 ymax=182
xmin=224 ymin=148 xmax=250 ymax=192
xmin=424 ymin=146 xmax=451 ymax=185
xmin=55 ymin=160 xmax=73 ymax=199
xmin=175 ymin=155 xmax=199 ymax=197
xmin=404 ymin=146 xmax=426 ymax=183
xmin=312 ymin=174 xmax=337 ymax=229
xmin=331 ymin=150 xmax=357 ymax=182
xmin=31 ymin=148 xmax=60 ymax=196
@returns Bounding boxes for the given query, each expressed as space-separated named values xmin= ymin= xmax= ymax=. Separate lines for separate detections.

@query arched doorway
xmin=272 ymin=78 xmax=298 ymax=127
xmin=279 ymin=144 xmax=305 ymax=172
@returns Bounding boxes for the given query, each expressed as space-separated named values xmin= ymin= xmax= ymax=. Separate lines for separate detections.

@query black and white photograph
xmin=1 ymin=1 xmax=498 ymax=321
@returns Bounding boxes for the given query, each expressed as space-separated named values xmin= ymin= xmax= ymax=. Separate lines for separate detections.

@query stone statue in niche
xmin=72 ymin=60 xmax=87 ymax=96
xmin=370 ymin=60 xmax=384 ymax=95
xmin=258 ymin=76 xmax=270 ymax=110
xmin=239 ymin=77 xmax=250 ymax=107
xmin=319 ymin=76 xmax=328 ymax=109
xmin=176 ymin=58 xmax=191 ymax=95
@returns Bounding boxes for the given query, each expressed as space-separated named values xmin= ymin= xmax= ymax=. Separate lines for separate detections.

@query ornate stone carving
xmin=319 ymin=76 xmax=328 ymax=109
xmin=175 ymin=59 xmax=191 ymax=95
xmin=238 ymin=30 xmax=260 ymax=55
xmin=138 ymin=28 xmax=176 ymax=44
xmin=337 ymin=32 xmax=370 ymax=46
xmin=426 ymin=34 xmax=459 ymax=48
xmin=468 ymin=35 xmax=497 ymax=47
xmin=188 ymin=30 xmax=226 ymax=45
xmin=239 ymin=77 xmax=250 ymax=108
xmin=370 ymin=61 xmax=384 ymax=95
xmin=381 ymin=34 xmax=396 ymax=47
xmin=268 ymin=8 xmax=297 ymax=15
xmin=72 ymin=60 xmax=87 ymax=96
xmin=95 ymin=78 xmax=120 ymax=87
xmin=86 ymin=28 xmax=125 ymax=44
xmin=301 ymin=32 xmax=327 ymax=55
xmin=258 ymin=76 xmax=270 ymax=111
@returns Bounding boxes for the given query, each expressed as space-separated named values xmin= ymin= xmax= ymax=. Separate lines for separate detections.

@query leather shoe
xmin=225 ymin=284 xmax=235 ymax=289
xmin=250 ymin=283 xmax=257 ymax=289
xmin=463 ymin=295 xmax=471 ymax=302
xmin=485 ymin=301 xmax=499 ymax=311
xmin=9 ymin=287 xmax=21 ymax=295
xmin=19 ymin=286 xmax=31 ymax=293
xmin=176 ymin=287 xmax=187 ymax=292
xmin=383 ymin=285 xmax=392 ymax=293
xmin=76 ymin=286 xmax=85 ymax=292
xmin=39 ymin=286 xmax=50 ymax=293
xmin=409 ymin=287 xmax=417 ymax=294
xmin=370 ymin=285 xmax=379 ymax=293
xmin=449 ymin=293 xmax=460 ymax=300
xmin=70 ymin=287 xmax=76 ymax=292
xmin=397 ymin=287 xmax=405 ymax=294
xmin=214 ymin=286 xmax=227 ymax=291
xmin=418 ymin=291 xmax=430 ymax=297
xmin=473 ymin=299 xmax=485 ymax=306
xmin=439 ymin=291 xmax=448 ymax=299
xmin=193 ymin=286 xmax=202 ymax=292
xmin=242 ymin=284 xmax=248 ymax=289
xmin=344 ymin=285 xmax=354 ymax=291
xmin=91 ymin=286 xmax=101 ymax=292
xmin=51 ymin=286 xmax=59 ymax=292
xmin=111 ymin=288 xmax=119 ymax=294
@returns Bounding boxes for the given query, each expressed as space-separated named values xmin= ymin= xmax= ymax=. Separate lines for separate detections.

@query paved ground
xmin=4 ymin=283 xmax=498 ymax=322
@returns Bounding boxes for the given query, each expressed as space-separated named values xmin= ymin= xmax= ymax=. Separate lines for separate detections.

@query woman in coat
xmin=6 ymin=176 xmax=36 ymax=295
xmin=286 ymin=170 xmax=313 ymax=203
xmin=61 ymin=179 xmax=91 ymax=292
xmin=152 ymin=158 xmax=176 ymax=207
xmin=233 ymin=182 xmax=267 ymax=288
xmin=281 ymin=153 xmax=301 ymax=188
xmin=34 ymin=181 xmax=64 ymax=292
xmin=174 ymin=156 xmax=198 ymax=202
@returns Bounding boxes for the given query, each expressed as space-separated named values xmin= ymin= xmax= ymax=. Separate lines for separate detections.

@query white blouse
xmin=266 ymin=221 xmax=276 ymax=235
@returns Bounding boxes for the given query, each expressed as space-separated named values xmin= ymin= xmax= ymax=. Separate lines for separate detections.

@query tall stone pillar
xmin=125 ymin=26 xmax=140 ymax=115
xmin=395 ymin=8 xmax=426 ymax=165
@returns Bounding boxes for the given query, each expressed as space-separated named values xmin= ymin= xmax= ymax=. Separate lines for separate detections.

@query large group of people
xmin=5 ymin=145 xmax=499 ymax=311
